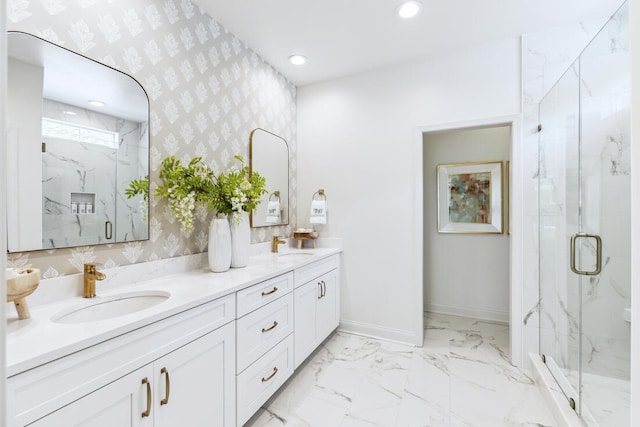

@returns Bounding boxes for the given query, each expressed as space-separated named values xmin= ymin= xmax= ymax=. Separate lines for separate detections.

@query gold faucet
xmin=83 ymin=263 xmax=106 ymax=298
xmin=272 ymin=235 xmax=286 ymax=253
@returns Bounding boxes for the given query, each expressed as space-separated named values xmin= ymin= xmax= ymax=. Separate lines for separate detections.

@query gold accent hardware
xmin=318 ymin=280 xmax=326 ymax=299
xmin=141 ymin=377 xmax=151 ymax=418
xmin=312 ymin=189 xmax=326 ymax=200
xmin=569 ymin=397 xmax=576 ymax=410
xmin=261 ymin=321 xmax=278 ymax=333
xmin=261 ymin=286 xmax=278 ymax=296
xmin=160 ymin=367 xmax=170 ymax=406
xmin=105 ymin=220 xmax=113 ymax=239
xmin=269 ymin=191 xmax=280 ymax=201
xmin=570 ymin=233 xmax=602 ymax=276
xmin=261 ymin=367 xmax=278 ymax=382
xmin=271 ymin=235 xmax=286 ymax=253
xmin=83 ymin=263 xmax=106 ymax=298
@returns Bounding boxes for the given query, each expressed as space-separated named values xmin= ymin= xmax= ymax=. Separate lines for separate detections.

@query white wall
xmin=423 ymin=126 xmax=511 ymax=322
xmin=297 ymin=38 xmax=521 ymax=345
xmin=630 ymin=0 xmax=639 ymax=424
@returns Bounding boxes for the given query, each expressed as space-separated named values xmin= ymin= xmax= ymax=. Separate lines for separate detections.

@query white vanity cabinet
xmin=235 ymin=272 xmax=295 ymax=426
xmin=293 ymin=254 xmax=340 ymax=368
xmin=7 ymin=295 xmax=236 ymax=427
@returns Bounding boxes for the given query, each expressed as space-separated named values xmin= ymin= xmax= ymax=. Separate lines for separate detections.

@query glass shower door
xmin=538 ymin=3 xmax=630 ymax=424
xmin=538 ymin=61 xmax=582 ymax=409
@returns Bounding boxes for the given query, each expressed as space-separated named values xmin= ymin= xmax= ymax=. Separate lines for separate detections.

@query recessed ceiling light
xmin=288 ymin=54 xmax=307 ymax=66
xmin=88 ymin=100 xmax=105 ymax=107
xmin=397 ymin=0 xmax=423 ymax=18
xmin=63 ymin=110 xmax=77 ymax=116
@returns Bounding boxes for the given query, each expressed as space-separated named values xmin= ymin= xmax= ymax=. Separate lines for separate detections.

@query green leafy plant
xmin=125 ymin=176 xmax=149 ymax=201
xmin=209 ymin=156 xmax=267 ymax=225
xmin=154 ymin=156 xmax=215 ymax=234
xmin=125 ymin=176 xmax=149 ymax=223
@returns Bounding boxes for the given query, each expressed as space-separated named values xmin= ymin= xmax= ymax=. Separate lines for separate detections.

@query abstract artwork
xmin=437 ymin=161 xmax=503 ymax=234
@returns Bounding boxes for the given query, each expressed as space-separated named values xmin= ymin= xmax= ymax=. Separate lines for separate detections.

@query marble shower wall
xmin=6 ymin=0 xmax=297 ymax=278
xmin=42 ymin=99 xmax=146 ymax=248
xmin=520 ymin=0 xmax=623 ymax=358
xmin=523 ymin=0 xmax=630 ymax=398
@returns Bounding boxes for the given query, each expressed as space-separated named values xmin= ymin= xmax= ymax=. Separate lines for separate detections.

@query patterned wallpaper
xmin=6 ymin=0 xmax=297 ymax=278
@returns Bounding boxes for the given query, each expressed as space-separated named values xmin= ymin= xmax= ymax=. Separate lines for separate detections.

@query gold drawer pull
xmin=261 ymin=366 xmax=278 ymax=382
xmin=141 ymin=377 xmax=151 ymax=418
xmin=261 ymin=286 xmax=278 ymax=296
xmin=160 ymin=367 xmax=170 ymax=406
xmin=261 ymin=320 xmax=278 ymax=333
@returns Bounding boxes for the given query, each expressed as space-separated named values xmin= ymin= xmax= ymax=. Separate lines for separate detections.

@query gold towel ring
xmin=312 ymin=189 xmax=326 ymax=201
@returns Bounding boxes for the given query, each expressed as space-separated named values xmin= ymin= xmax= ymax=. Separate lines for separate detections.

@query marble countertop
xmin=6 ymin=247 xmax=341 ymax=377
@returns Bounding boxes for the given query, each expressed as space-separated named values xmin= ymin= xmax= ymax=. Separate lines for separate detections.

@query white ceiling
xmin=193 ymin=0 xmax=621 ymax=87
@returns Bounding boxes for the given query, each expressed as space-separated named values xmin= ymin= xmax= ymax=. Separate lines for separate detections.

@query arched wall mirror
xmin=250 ymin=128 xmax=289 ymax=227
xmin=6 ymin=31 xmax=150 ymax=252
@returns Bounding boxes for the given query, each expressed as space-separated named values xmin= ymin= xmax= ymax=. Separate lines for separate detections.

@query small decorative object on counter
xmin=6 ymin=268 xmax=41 ymax=320
xmin=293 ymin=229 xmax=318 ymax=249
xmin=208 ymin=215 xmax=232 ymax=272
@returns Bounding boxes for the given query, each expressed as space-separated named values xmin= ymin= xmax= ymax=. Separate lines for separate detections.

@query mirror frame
xmin=249 ymin=128 xmax=289 ymax=228
xmin=6 ymin=31 xmax=151 ymax=253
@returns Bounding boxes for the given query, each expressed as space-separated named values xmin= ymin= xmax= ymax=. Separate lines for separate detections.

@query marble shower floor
xmin=245 ymin=312 xmax=556 ymax=427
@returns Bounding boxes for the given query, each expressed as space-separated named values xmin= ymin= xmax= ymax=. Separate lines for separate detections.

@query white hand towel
xmin=310 ymin=199 xmax=327 ymax=224
xmin=265 ymin=200 xmax=281 ymax=224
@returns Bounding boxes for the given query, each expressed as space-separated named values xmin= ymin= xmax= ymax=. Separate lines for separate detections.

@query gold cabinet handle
xmin=261 ymin=286 xmax=278 ymax=296
xmin=141 ymin=377 xmax=151 ymax=418
xmin=261 ymin=320 xmax=278 ymax=333
xmin=160 ymin=367 xmax=170 ymax=406
xmin=261 ymin=366 xmax=278 ymax=382
xmin=318 ymin=280 xmax=326 ymax=299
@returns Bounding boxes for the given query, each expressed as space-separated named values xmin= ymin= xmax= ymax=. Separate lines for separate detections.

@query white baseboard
xmin=338 ymin=319 xmax=420 ymax=346
xmin=425 ymin=302 xmax=509 ymax=324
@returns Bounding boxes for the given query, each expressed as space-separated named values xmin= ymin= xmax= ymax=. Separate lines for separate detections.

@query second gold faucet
xmin=271 ymin=236 xmax=286 ymax=253
xmin=83 ymin=263 xmax=106 ymax=298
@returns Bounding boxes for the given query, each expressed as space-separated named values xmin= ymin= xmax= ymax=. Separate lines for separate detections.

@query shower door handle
xmin=570 ymin=233 xmax=602 ymax=276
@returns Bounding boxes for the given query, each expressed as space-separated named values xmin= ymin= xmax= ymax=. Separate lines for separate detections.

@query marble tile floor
xmin=245 ymin=312 xmax=556 ymax=427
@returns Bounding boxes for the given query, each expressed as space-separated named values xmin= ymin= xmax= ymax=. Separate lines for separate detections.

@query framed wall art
xmin=436 ymin=161 xmax=503 ymax=234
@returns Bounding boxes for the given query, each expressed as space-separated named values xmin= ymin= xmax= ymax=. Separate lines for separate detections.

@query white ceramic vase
xmin=230 ymin=210 xmax=250 ymax=268
xmin=208 ymin=216 xmax=231 ymax=272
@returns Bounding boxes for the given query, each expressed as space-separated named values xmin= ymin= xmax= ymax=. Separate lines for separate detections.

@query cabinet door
xmin=28 ymin=365 xmax=154 ymax=427
xmin=154 ymin=322 xmax=235 ymax=427
xmin=294 ymin=279 xmax=319 ymax=368
xmin=316 ymin=269 xmax=340 ymax=343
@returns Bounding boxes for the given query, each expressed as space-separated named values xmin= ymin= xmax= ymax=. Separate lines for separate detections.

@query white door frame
xmin=413 ymin=114 xmax=524 ymax=366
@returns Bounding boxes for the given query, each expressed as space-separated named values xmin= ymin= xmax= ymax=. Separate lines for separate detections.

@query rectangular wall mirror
xmin=250 ymin=128 xmax=289 ymax=227
xmin=6 ymin=31 xmax=150 ymax=252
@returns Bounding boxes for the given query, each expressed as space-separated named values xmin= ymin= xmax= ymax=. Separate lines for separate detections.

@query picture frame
xmin=437 ymin=161 xmax=503 ymax=234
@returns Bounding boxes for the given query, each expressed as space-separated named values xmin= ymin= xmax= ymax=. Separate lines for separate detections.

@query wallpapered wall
xmin=6 ymin=0 xmax=297 ymax=278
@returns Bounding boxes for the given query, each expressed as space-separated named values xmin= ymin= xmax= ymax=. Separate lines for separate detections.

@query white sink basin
xmin=52 ymin=291 xmax=170 ymax=324
xmin=277 ymin=252 xmax=314 ymax=260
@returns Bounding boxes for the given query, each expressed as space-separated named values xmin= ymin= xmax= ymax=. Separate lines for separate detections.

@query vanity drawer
xmin=236 ymin=334 xmax=294 ymax=426
xmin=236 ymin=292 xmax=294 ymax=373
xmin=236 ymin=272 xmax=293 ymax=317
xmin=294 ymin=254 xmax=339 ymax=288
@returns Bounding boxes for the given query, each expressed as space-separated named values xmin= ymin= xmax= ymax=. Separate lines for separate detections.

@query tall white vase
xmin=230 ymin=211 xmax=250 ymax=268
xmin=208 ymin=216 xmax=231 ymax=272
